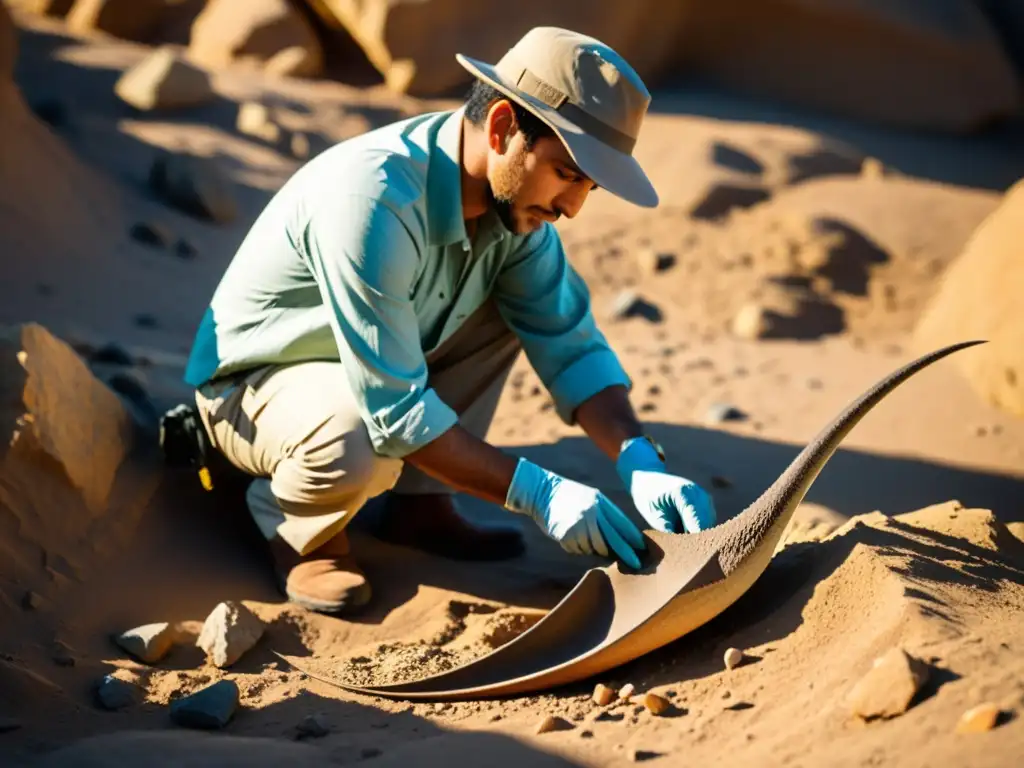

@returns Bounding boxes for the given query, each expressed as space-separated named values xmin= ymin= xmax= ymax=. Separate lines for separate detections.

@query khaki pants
xmin=194 ymin=302 xmax=520 ymax=556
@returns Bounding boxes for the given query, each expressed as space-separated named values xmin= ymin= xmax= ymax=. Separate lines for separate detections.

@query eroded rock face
xmin=189 ymin=0 xmax=323 ymax=78
xmin=914 ymin=178 xmax=1024 ymax=418
xmin=0 ymin=324 xmax=154 ymax=598
xmin=303 ymin=0 xmax=1018 ymax=131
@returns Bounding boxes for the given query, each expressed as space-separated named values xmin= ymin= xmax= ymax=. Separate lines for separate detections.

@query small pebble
xmin=593 ymin=683 xmax=616 ymax=706
xmin=955 ymin=702 xmax=1001 ymax=733
xmin=724 ymin=648 xmax=745 ymax=670
xmin=51 ymin=641 xmax=75 ymax=667
xmin=296 ymin=713 xmax=329 ymax=739
xmin=290 ymin=131 xmax=311 ymax=160
xmin=95 ymin=674 xmax=136 ymax=711
xmin=721 ymin=690 xmax=732 ymax=700
xmin=711 ymin=475 xmax=732 ymax=489
xmin=90 ymin=343 xmax=134 ymax=365
xmin=704 ymin=403 xmax=748 ymax=425
xmin=643 ymin=692 xmax=670 ymax=716
xmin=631 ymin=749 xmax=663 ymax=762
xmin=536 ymin=715 xmax=572 ymax=734
xmin=129 ymin=221 xmax=172 ymax=249
xmin=579 ymin=729 xmax=594 ymax=738
xmin=618 ymin=683 xmax=636 ymax=702
xmin=21 ymin=591 xmax=44 ymax=610
xmin=114 ymin=622 xmax=177 ymax=664
xmin=174 ymin=239 xmax=198 ymax=259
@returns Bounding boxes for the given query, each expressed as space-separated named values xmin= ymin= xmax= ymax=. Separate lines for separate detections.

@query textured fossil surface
xmin=287 ymin=341 xmax=984 ymax=700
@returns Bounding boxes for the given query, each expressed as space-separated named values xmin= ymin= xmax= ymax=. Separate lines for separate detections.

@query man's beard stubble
xmin=486 ymin=145 xmax=528 ymax=234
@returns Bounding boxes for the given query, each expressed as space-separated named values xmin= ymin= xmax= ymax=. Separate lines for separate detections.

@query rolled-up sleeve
xmin=300 ymin=195 xmax=458 ymax=458
xmin=494 ymin=224 xmax=631 ymax=425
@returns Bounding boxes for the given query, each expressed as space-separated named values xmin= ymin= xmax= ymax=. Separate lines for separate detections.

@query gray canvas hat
xmin=456 ymin=27 xmax=659 ymax=208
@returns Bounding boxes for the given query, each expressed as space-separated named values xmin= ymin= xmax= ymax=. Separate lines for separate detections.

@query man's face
xmin=486 ymin=121 xmax=599 ymax=235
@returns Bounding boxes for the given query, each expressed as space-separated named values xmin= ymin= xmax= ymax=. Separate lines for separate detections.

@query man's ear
xmin=486 ymin=100 xmax=517 ymax=154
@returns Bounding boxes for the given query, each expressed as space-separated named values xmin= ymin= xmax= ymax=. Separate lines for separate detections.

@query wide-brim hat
xmin=456 ymin=27 xmax=659 ymax=208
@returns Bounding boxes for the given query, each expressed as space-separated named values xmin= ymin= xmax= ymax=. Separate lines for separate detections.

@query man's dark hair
xmin=464 ymin=79 xmax=555 ymax=148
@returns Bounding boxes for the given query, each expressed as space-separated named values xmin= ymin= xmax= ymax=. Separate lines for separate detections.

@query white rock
xmin=197 ymin=601 xmax=265 ymax=668
xmin=236 ymin=101 xmax=281 ymax=143
xmin=724 ymin=647 xmax=745 ymax=670
xmin=592 ymin=683 xmax=615 ymax=706
xmin=114 ymin=622 xmax=176 ymax=664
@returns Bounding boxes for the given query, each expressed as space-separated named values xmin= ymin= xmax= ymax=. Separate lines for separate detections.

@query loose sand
xmin=1 ymin=10 xmax=1022 ymax=768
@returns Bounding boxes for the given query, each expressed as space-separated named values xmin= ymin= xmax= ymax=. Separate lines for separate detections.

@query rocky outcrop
xmin=303 ymin=0 xmax=686 ymax=95
xmin=0 ymin=325 xmax=155 ymax=598
xmin=914 ymin=178 xmax=1024 ymax=418
xmin=304 ymin=0 xmax=1019 ymax=131
xmin=189 ymin=0 xmax=323 ymax=78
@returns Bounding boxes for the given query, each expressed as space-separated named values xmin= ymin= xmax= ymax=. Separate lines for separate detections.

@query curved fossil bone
xmin=289 ymin=341 xmax=983 ymax=700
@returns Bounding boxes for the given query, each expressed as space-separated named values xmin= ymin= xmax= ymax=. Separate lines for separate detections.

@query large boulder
xmin=914 ymin=179 xmax=1024 ymax=418
xmin=0 ymin=324 xmax=156 ymax=600
xmin=302 ymin=0 xmax=1019 ymax=131
xmin=66 ymin=0 xmax=173 ymax=42
xmin=189 ymin=0 xmax=324 ymax=78
xmin=303 ymin=0 xmax=686 ymax=95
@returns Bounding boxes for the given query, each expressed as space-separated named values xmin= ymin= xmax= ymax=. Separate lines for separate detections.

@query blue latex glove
xmin=505 ymin=458 xmax=646 ymax=569
xmin=616 ymin=438 xmax=717 ymax=534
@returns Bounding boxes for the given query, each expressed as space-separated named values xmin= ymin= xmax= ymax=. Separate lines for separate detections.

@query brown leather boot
xmin=372 ymin=493 xmax=525 ymax=561
xmin=267 ymin=531 xmax=372 ymax=616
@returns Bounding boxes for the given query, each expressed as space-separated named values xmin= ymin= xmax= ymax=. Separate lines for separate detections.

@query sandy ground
xmin=1 ymin=11 xmax=1023 ymax=768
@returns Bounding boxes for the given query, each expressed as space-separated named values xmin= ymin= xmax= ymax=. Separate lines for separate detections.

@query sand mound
xmin=568 ymin=174 xmax=999 ymax=345
xmin=0 ymin=8 xmax=121 ymax=292
xmin=35 ymin=730 xmax=329 ymax=767
xmin=914 ymin=178 xmax=1024 ymax=418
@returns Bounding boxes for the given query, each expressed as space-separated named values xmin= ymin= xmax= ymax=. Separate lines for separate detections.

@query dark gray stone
xmin=704 ymin=403 xmax=748 ymax=424
xmin=169 ymin=680 xmax=239 ymax=730
xmin=95 ymin=675 xmax=136 ymax=711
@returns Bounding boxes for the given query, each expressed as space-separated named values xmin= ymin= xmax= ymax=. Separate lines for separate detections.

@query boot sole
xmin=277 ymin=575 xmax=372 ymax=617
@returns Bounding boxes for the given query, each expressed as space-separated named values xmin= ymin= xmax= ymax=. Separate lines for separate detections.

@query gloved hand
xmin=616 ymin=437 xmax=717 ymax=534
xmin=505 ymin=457 xmax=646 ymax=569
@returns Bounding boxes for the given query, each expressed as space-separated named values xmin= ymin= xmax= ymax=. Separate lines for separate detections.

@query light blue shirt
xmin=184 ymin=108 xmax=631 ymax=458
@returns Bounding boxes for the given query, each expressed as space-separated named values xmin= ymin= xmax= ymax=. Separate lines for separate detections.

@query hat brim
xmin=456 ymin=53 xmax=659 ymax=209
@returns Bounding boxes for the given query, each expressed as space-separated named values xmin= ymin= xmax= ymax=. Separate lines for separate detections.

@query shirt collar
xmin=426 ymin=107 xmax=470 ymax=248
xmin=426 ymin=106 xmax=508 ymax=250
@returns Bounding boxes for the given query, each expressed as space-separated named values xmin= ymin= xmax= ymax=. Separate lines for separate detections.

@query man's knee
xmin=270 ymin=415 xmax=402 ymax=509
